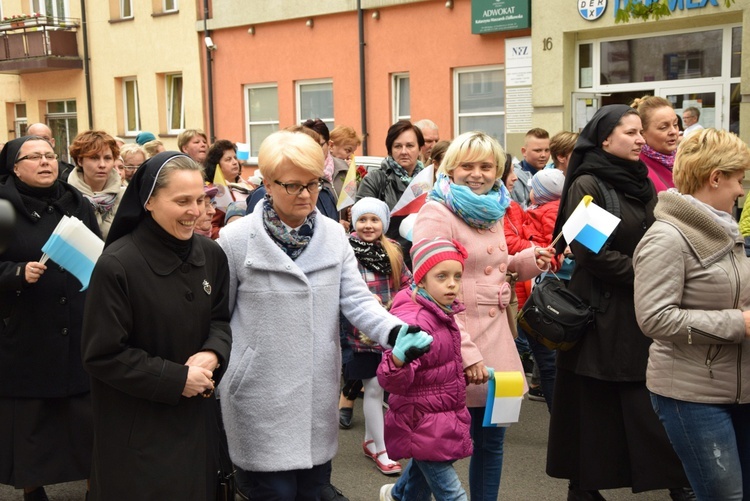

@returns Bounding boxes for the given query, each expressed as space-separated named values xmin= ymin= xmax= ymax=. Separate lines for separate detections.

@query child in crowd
xmin=378 ymin=237 xmax=476 ymax=501
xmin=523 ymin=168 xmax=565 ymax=247
xmin=340 ymin=198 xmax=412 ymax=475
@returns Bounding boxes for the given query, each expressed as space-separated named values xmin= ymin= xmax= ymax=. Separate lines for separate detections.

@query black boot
xmin=567 ymin=482 xmax=607 ymax=501
xmin=320 ymin=483 xmax=349 ymax=501
xmin=23 ymin=487 xmax=49 ymax=501
xmin=669 ymin=487 xmax=697 ymax=501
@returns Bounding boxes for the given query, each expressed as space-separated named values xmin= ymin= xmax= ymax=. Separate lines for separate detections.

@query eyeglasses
xmin=274 ymin=179 xmax=323 ymax=195
xmin=16 ymin=153 xmax=58 ymax=163
xmin=123 ymin=166 xmax=139 ymax=171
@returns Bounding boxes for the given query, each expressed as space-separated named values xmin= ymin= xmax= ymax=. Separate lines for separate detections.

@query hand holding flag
xmin=40 ymin=215 xmax=104 ymax=290
xmin=557 ymin=195 xmax=621 ymax=253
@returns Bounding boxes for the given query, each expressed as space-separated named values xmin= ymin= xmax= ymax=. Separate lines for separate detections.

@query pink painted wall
xmin=209 ymin=0 xmax=529 ymax=156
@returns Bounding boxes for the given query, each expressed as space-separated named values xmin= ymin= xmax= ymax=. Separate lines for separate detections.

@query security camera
xmin=204 ymin=36 xmax=217 ymax=51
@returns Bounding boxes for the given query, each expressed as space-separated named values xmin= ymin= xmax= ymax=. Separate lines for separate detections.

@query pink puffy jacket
xmin=377 ymin=290 xmax=473 ymax=462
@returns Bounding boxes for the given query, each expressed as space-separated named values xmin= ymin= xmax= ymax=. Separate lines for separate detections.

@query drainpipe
xmin=203 ymin=0 xmax=215 ymax=143
xmin=357 ymin=0 xmax=368 ymax=155
xmin=80 ymin=0 xmax=93 ymax=129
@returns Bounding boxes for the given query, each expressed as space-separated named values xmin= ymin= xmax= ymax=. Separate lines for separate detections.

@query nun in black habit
xmin=545 ymin=105 xmax=691 ymax=500
xmin=81 ymin=152 xmax=232 ymax=501
xmin=0 ymin=136 xmax=99 ymax=501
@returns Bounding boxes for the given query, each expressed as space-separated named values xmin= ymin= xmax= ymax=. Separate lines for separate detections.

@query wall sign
xmin=579 ymin=0 xmax=607 ymax=21
xmin=471 ymin=0 xmax=530 ymax=34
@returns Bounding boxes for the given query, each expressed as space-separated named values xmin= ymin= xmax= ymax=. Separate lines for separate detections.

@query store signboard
xmin=471 ymin=0 xmax=530 ymax=34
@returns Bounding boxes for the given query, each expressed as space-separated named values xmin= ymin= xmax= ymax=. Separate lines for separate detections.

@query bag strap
xmin=589 ymin=176 xmax=620 ymax=312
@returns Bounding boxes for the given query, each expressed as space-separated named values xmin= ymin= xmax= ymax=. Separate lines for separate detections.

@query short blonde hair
xmin=549 ymin=131 xmax=578 ymax=168
xmin=258 ymin=130 xmax=324 ymax=180
xmin=142 ymin=139 xmax=164 ymax=158
xmin=119 ymin=143 xmax=146 ymax=165
xmin=439 ymin=131 xmax=506 ymax=180
xmin=177 ymin=129 xmax=207 ymax=152
xmin=330 ymin=125 xmax=362 ymax=147
xmin=673 ymin=128 xmax=750 ymax=195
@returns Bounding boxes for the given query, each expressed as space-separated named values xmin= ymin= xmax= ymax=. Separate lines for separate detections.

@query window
xmin=296 ymin=79 xmax=333 ymax=133
xmin=245 ymin=84 xmax=279 ymax=156
xmin=123 ymin=78 xmax=140 ymax=135
xmin=46 ymin=100 xmax=77 ymax=164
xmin=163 ymin=0 xmax=177 ymax=12
xmin=454 ymin=66 xmax=505 ymax=145
xmin=31 ymin=0 xmax=68 ymax=18
xmin=120 ymin=0 xmax=132 ymax=18
xmin=392 ymin=73 xmax=410 ymax=122
xmin=14 ymin=103 xmax=27 ymax=138
xmin=166 ymin=73 xmax=183 ymax=133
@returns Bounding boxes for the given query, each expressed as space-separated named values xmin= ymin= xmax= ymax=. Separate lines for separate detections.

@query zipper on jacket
xmin=705 ymin=345 xmax=723 ymax=380
xmin=687 ymin=326 xmax=726 ymax=344
xmin=730 ymin=252 xmax=741 ymax=309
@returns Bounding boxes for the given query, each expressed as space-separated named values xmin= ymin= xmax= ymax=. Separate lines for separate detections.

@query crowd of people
xmin=0 ymin=98 xmax=747 ymax=501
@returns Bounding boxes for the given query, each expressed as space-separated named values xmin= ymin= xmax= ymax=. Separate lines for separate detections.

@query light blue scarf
xmin=428 ymin=172 xmax=510 ymax=229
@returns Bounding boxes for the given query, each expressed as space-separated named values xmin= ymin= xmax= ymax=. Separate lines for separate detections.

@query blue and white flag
xmin=561 ymin=195 xmax=621 ymax=254
xmin=40 ymin=216 xmax=104 ymax=291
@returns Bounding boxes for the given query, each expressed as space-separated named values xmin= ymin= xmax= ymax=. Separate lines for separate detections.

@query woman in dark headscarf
xmin=547 ymin=105 xmax=691 ymax=500
xmin=81 ymin=151 xmax=232 ymax=500
xmin=0 ymin=136 xmax=100 ymax=501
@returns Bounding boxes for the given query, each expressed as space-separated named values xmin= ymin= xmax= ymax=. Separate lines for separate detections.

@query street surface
xmin=0 ymin=393 xmax=674 ymax=500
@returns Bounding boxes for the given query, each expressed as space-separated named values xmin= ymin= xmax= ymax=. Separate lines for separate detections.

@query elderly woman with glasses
xmin=117 ymin=143 xmax=146 ymax=185
xmin=218 ymin=130 xmax=432 ymax=500
xmin=0 ymin=136 xmax=101 ymax=501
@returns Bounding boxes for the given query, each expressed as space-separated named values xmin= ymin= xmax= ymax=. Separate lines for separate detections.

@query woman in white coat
xmin=218 ymin=130 xmax=431 ymax=501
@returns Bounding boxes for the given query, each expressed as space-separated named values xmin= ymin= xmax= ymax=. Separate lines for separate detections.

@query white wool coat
xmin=218 ymin=208 xmax=402 ymax=472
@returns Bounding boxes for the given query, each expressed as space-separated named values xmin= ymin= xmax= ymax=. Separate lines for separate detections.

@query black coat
xmin=0 ymin=176 xmax=100 ymax=397
xmin=557 ymin=173 xmax=656 ymax=381
xmin=81 ymin=221 xmax=232 ymax=501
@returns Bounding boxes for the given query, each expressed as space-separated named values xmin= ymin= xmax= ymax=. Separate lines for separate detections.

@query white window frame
xmin=163 ymin=0 xmax=178 ymax=12
xmin=46 ymin=99 xmax=77 ymax=164
xmin=166 ymin=73 xmax=184 ymax=134
xmin=453 ymin=65 xmax=505 ymax=142
xmin=123 ymin=77 xmax=140 ymax=136
xmin=30 ymin=0 xmax=68 ymax=18
xmin=244 ymin=83 xmax=279 ymax=157
xmin=119 ymin=0 xmax=133 ymax=18
xmin=14 ymin=103 xmax=27 ymax=138
xmin=392 ymin=73 xmax=410 ymax=122
xmin=295 ymin=78 xmax=334 ymax=132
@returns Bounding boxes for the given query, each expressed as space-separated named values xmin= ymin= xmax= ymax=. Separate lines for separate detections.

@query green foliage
xmin=615 ymin=0 xmax=736 ymax=23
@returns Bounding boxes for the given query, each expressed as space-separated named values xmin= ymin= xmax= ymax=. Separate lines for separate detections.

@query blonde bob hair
xmin=672 ymin=128 xmax=750 ymax=195
xmin=258 ymin=130 xmax=324 ymax=181
xmin=438 ymin=131 xmax=506 ymax=180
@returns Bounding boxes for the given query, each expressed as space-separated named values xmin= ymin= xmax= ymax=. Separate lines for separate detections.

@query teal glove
xmin=392 ymin=324 xmax=433 ymax=364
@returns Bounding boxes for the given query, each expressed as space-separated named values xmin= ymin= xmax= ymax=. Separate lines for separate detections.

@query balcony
xmin=0 ymin=16 xmax=82 ymax=74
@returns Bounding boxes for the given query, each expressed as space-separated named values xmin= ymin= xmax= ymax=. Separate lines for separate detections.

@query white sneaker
xmin=379 ymin=483 xmax=396 ymax=501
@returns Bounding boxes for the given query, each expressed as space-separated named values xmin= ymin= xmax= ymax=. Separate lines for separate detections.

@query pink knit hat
xmin=410 ymin=237 xmax=469 ymax=284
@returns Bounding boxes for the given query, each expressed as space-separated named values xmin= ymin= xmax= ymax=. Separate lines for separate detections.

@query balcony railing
xmin=0 ymin=16 xmax=82 ymax=74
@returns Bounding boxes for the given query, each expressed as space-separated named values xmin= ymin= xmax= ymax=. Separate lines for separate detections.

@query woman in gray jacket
xmin=634 ymin=128 xmax=750 ymax=501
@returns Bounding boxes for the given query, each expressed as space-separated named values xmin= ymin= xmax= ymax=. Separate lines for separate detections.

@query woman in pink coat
xmin=413 ymin=131 xmax=553 ymax=500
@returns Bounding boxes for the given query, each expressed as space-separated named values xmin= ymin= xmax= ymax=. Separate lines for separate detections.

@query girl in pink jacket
xmin=378 ymin=238 xmax=475 ymax=501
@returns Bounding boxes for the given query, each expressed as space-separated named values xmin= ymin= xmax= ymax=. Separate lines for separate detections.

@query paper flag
xmin=212 ymin=165 xmax=235 ymax=212
xmin=390 ymin=165 xmax=434 ymax=216
xmin=561 ymin=195 xmax=621 ymax=253
xmin=336 ymin=156 xmax=358 ymax=211
xmin=483 ymin=371 xmax=524 ymax=427
xmin=40 ymin=215 xmax=104 ymax=291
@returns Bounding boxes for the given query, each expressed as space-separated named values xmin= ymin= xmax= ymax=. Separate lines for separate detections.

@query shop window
xmin=14 ymin=103 xmax=27 ymax=138
xmin=454 ymin=66 xmax=505 ymax=145
xmin=245 ymin=84 xmax=279 ymax=157
xmin=123 ymin=78 xmax=141 ymax=136
xmin=578 ymin=44 xmax=593 ymax=89
xmin=296 ymin=80 xmax=334 ymax=133
xmin=46 ymin=100 xmax=77 ymax=164
xmin=166 ymin=73 xmax=184 ymax=133
xmin=392 ymin=73 xmax=410 ymax=122
xmin=600 ymin=30 xmax=721 ymax=85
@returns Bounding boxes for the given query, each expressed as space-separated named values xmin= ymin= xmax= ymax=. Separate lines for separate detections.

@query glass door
xmin=571 ymin=93 xmax=599 ymax=133
xmin=661 ymin=85 xmax=723 ymax=131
